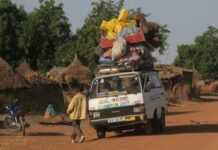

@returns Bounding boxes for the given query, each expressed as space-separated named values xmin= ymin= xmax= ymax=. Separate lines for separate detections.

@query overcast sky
xmin=13 ymin=0 xmax=218 ymax=64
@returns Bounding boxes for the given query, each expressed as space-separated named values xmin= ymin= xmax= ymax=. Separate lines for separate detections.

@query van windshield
xmin=90 ymin=74 xmax=141 ymax=98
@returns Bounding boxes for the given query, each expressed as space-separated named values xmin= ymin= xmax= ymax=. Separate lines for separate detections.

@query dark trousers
xmin=71 ymin=120 xmax=83 ymax=140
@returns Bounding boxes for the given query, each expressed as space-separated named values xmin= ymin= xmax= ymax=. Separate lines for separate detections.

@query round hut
xmin=16 ymin=62 xmax=51 ymax=85
xmin=57 ymin=56 xmax=93 ymax=108
xmin=0 ymin=58 xmax=29 ymax=111
xmin=47 ymin=66 xmax=67 ymax=84
xmin=63 ymin=55 xmax=93 ymax=86
xmin=0 ymin=58 xmax=29 ymax=90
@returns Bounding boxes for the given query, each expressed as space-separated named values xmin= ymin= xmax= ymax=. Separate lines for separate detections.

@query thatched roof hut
xmin=47 ymin=66 xmax=67 ymax=84
xmin=0 ymin=57 xmax=29 ymax=91
xmin=63 ymin=55 xmax=93 ymax=85
xmin=16 ymin=62 xmax=51 ymax=85
xmin=154 ymin=64 xmax=193 ymax=80
xmin=154 ymin=64 xmax=193 ymax=102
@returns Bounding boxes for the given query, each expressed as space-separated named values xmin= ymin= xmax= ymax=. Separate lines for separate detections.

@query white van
xmin=88 ymin=71 xmax=167 ymax=138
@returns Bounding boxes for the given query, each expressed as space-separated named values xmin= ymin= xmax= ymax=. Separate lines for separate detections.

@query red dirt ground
xmin=1 ymin=98 xmax=218 ymax=150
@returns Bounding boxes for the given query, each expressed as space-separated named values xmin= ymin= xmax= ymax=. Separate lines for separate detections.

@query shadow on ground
xmin=0 ymin=132 xmax=65 ymax=136
xmin=0 ymin=119 xmax=66 ymax=136
xmin=165 ymin=124 xmax=218 ymax=135
xmin=167 ymin=111 xmax=197 ymax=116
xmin=0 ymin=120 xmax=5 ymax=129
xmin=39 ymin=121 xmax=72 ymax=126
xmin=28 ymin=132 xmax=65 ymax=136
xmin=106 ymin=123 xmax=218 ymax=139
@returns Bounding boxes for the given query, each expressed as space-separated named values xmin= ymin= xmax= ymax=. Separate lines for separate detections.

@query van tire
xmin=160 ymin=110 xmax=166 ymax=132
xmin=145 ymin=120 xmax=153 ymax=134
xmin=152 ymin=117 xmax=160 ymax=134
xmin=96 ymin=129 xmax=106 ymax=139
xmin=150 ymin=111 xmax=165 ymax=134
xmin=150 ymin=112 xmax=162 ymax=134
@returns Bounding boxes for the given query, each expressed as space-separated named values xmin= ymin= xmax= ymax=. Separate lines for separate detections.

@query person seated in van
xmin=104 ymin=82 xmax=113 ymax=92
xmin=121 ymin=77 xmax=140 ymax=93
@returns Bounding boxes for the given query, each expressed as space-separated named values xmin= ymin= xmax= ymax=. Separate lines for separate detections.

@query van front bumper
xmin=90 ymin=114 xmax=147 ymax=131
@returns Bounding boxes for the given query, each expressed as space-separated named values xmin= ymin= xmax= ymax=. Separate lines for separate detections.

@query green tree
xmin=54 ymin=37 xmax=76 ymax=66
xmin=0 ymin=0 xmax=27 ymax=67
xmin=174 ymin=26 xmax=218 ymax=79
xmin=20 ymin=0 xmax=71 ymax=70
xmin=174 ymin=44 xmax=196 ymax=68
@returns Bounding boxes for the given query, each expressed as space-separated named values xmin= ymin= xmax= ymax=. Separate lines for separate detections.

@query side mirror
xmin=88 ymin=88 xmax=96 ymax=98
xmin=86 ymin=89 xmax=92 ymax=97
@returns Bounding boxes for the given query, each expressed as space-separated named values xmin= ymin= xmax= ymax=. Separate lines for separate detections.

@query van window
xmin=143 ymin=74 xmax=151 ymax=92
xmin=90 ymin=75 xmax=141 ymax=98
xmin=149 ymin=74 xmax=161 ymax=89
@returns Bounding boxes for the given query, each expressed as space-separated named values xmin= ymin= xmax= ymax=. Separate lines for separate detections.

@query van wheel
xmin=151 ymin=113 xmax=162 ymax=134
xmin=160 ymin=110 xmax=166 ymax=132
xmin=96 ymin=129 xmax=106 ymax=139
xmin=150 ymin=111 xmax=166 ymax=134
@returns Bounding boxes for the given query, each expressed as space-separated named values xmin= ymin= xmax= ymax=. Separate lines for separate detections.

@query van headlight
xmin=93 ymin=112 xmax=101 ymax=119
xmin=133 ymin=105 xmax=145 ymax=113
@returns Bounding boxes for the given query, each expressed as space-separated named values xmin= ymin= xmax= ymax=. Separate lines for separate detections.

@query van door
xmin=144 ymin=72 xmax=164 ymax=119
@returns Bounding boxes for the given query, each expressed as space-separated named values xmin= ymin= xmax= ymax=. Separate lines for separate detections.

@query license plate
xmin=107 ymin=116 xmax=135 ymax=123
xmin=108 ymin=117 xmax=125 ymax=123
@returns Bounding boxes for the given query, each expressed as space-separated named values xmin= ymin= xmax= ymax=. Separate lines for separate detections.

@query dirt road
xmin=1 ymin=98 xmax=218 ymax=150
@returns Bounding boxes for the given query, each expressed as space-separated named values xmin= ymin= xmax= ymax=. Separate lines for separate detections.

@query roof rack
xmin=96 ymin=64 xmax=154 ymax=76
xmin=96 ymin=64 xmax=134 ymax=75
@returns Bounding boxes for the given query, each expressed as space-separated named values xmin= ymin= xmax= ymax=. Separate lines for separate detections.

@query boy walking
xmin=66 ymin=86 xmax=87 ymax=143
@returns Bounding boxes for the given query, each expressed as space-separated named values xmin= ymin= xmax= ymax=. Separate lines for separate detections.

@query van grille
xmin=89 ymin=104 xmax=144 ymax=119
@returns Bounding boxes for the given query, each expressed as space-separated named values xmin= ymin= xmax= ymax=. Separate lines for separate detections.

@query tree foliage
xmin=174 ymin=26 xmax=218 ymax=79
xmin=20 ymin=0 xmax=71 ymax=70
xmin=0 ymin=0 xmax=27 ymax=67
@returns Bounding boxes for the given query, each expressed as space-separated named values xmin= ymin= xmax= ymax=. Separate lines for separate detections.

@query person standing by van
xmin=66 ymin=86 xmax=87 ymax=143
